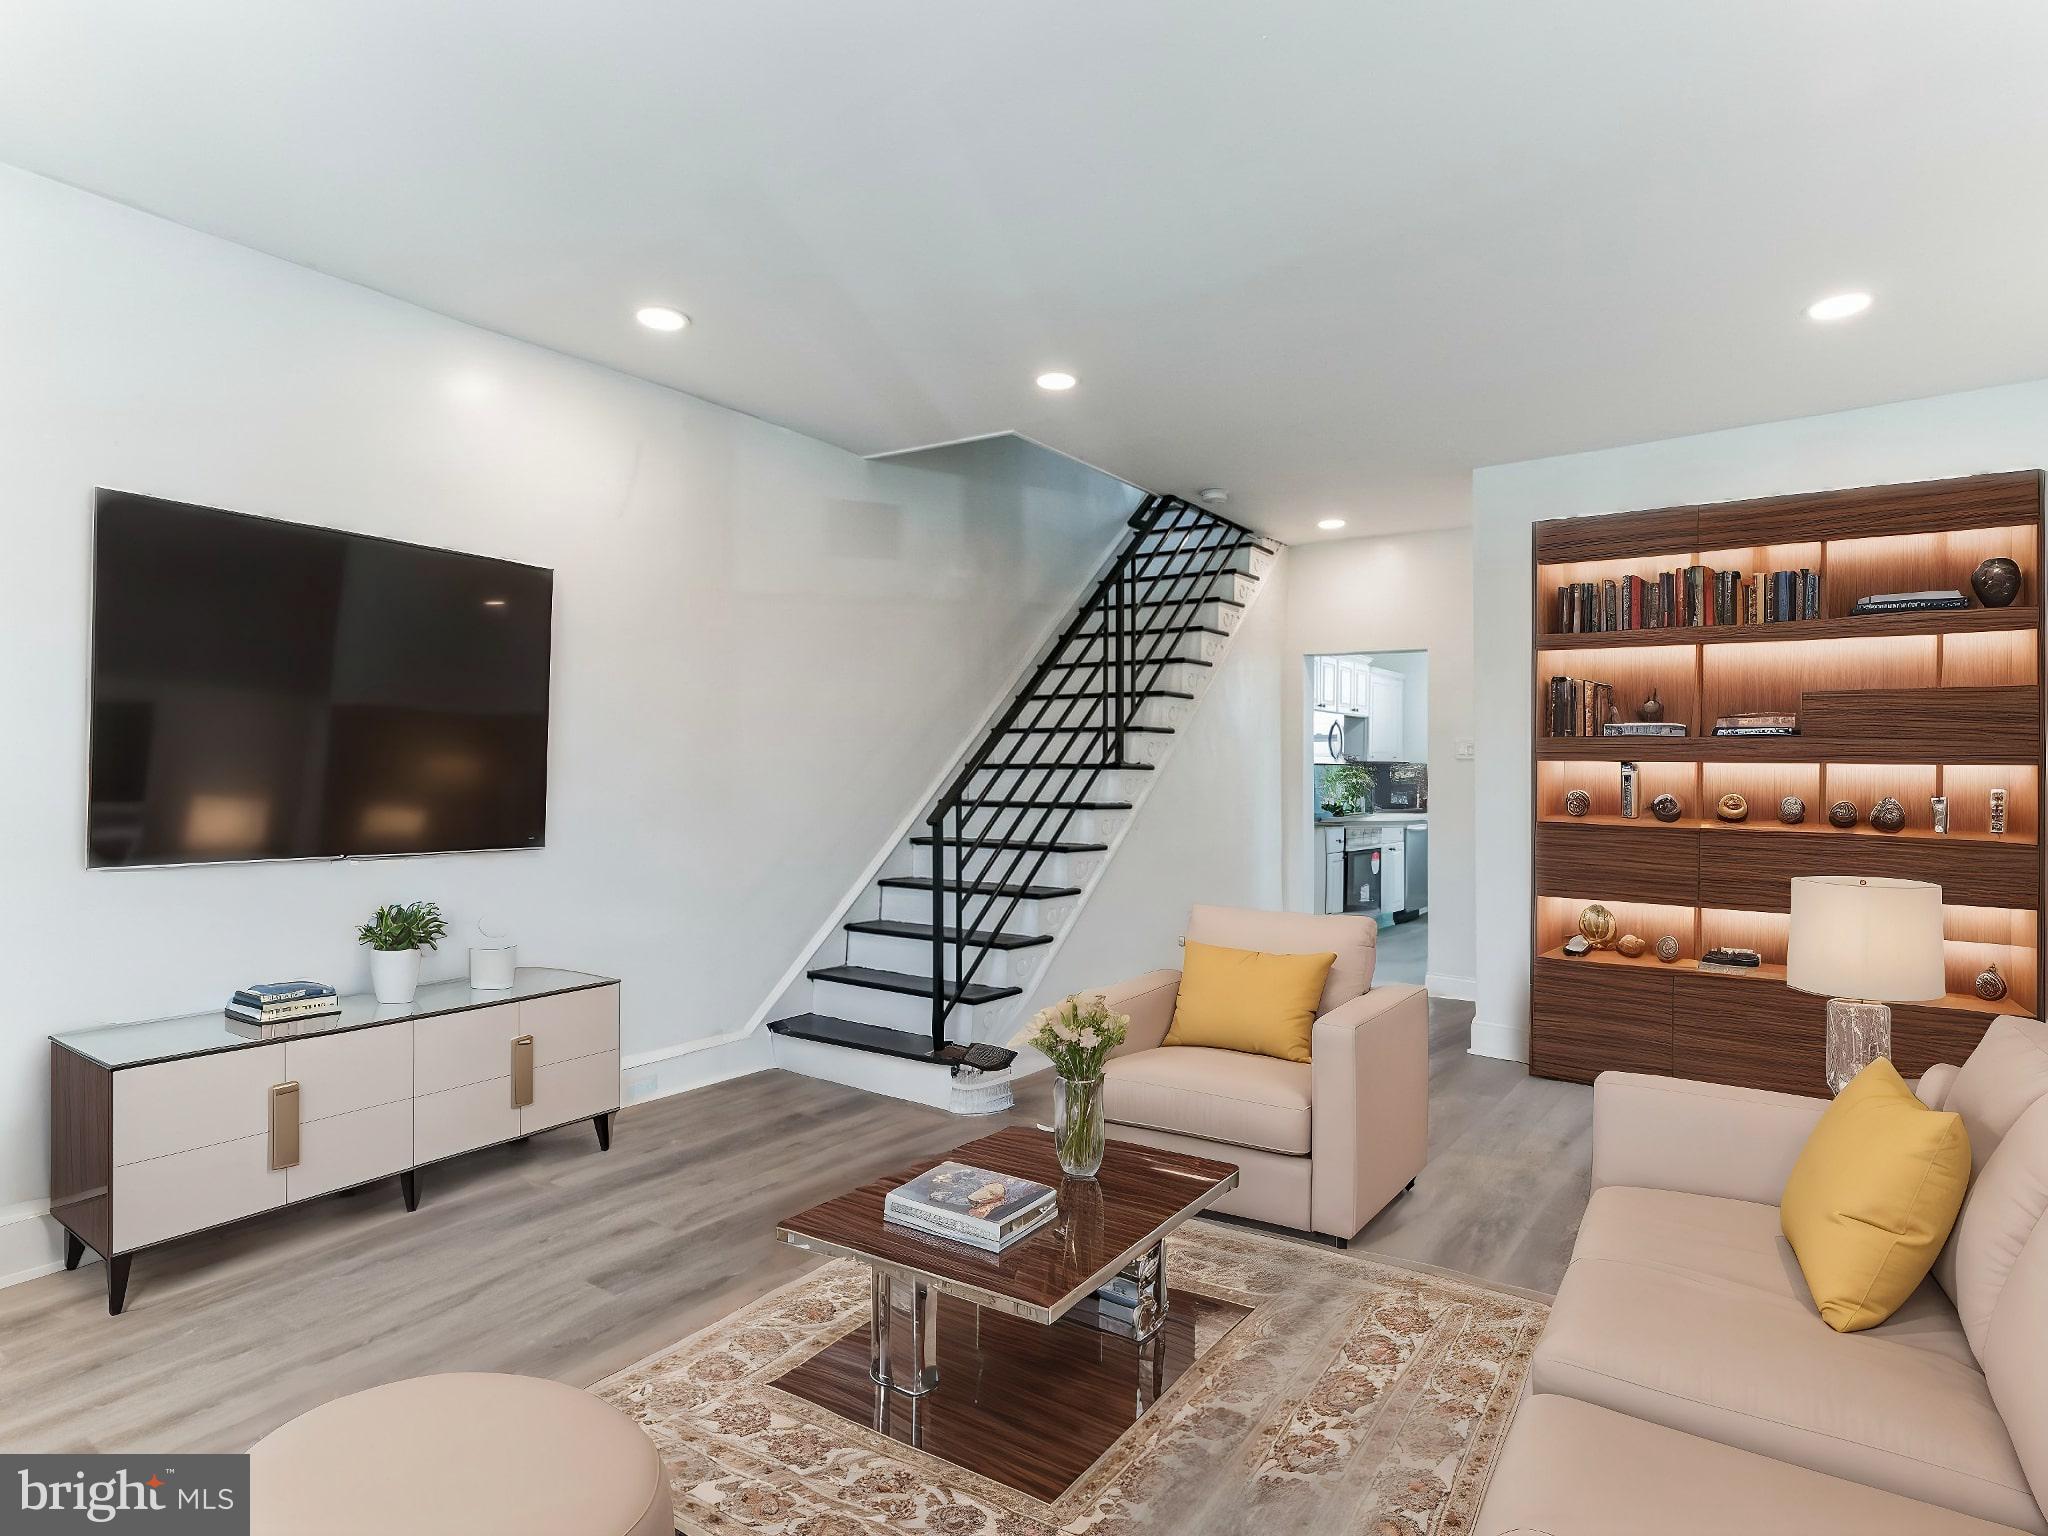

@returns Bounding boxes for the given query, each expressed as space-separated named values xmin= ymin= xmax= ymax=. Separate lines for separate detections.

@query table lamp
xmin=1787 ymin=875 xmax=1945 ymax=1095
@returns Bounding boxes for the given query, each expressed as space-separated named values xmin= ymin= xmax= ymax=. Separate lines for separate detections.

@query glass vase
xmin=1053 ymin=1074 xmax=1106 ymax=1178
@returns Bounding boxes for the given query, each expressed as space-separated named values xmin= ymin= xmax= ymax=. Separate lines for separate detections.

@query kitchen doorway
xmin=1309 ymin=649 xmax=1428 ymax=986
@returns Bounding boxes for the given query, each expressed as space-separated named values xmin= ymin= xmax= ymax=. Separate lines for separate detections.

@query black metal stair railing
xmin=922 ymin=493 xmax=1264 ymax=1050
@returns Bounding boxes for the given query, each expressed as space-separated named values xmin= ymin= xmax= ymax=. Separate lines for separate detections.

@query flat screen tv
xmin=89 ymin=489 xmax=553 ymax=867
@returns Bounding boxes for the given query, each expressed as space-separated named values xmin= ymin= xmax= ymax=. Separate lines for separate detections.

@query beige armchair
xmin=1092 ymin=904 xmax=1429 ymax=1244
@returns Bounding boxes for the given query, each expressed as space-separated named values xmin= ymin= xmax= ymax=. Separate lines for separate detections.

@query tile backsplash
xmin=1316 ymin=761 xmax=1428 ymax=817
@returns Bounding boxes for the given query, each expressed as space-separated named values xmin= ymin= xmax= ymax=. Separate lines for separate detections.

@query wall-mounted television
xmin=88 ymin=490 xmax=553 ymax=867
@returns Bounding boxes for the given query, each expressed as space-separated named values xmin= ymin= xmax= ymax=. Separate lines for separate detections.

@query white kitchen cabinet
xmin=1313 ymin=656 xmax=1340 ymax=711
xmin=1368 ymin=667 xmax=1405 ymax=760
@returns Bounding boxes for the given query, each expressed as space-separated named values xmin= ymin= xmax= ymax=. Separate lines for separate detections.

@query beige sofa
xmin=1093 ymin=904 xmax=1428 ymax=1244
xmin=1477 ymin=1017 xmax=2048 ymax=1535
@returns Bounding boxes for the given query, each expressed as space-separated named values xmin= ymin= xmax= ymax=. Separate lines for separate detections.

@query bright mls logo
xmin=3 ymin=1456 xmax=248 ymax=1533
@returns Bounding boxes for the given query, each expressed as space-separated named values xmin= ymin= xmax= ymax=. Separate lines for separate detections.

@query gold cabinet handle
xmin=511 ymin=1035 xmax=534 ymax=1109
xmin=270 ymin=1081 xmax=301 ymax=1171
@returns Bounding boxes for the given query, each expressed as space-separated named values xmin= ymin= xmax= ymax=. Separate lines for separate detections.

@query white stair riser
xmin=911 ymin=844 xmax=1103 ymax=886
xmin=1080 ymin=598 xmax=1241 ymax=634
xmin=1068 ymin=628 xmax=1227 ymax=666
xmin=881 ymin=887 xmax=1077 ymax=930
xmin=964 ymin=768 xmax=1142 ymax=803
xmin=812 ymin=979 xmax=1019 ymax=1038
xmin=955 ymin=808 xmax=1127 ymax=843
xmin=847 ymin=932 xmax=1051 ymax=989
xmin=1016 ymin=696 xmax=1186 ymax=732
xmin=1040 ymin=663 xmax=1210 ymax=699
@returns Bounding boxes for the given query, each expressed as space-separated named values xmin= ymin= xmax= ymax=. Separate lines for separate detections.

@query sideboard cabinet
xmin=51 ymin=968 xmax=619 ymax=1314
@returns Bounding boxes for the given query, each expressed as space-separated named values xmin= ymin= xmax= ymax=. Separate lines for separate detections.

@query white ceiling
xmin=6 ymin=2 xmax=2048 ymax=543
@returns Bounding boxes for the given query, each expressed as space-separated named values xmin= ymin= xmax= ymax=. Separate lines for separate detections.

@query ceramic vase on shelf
xmin=370 ymin=947 xmax=423 ymax=1005
xmin=1053 ymin=1075 xmax=1106 ymax=1179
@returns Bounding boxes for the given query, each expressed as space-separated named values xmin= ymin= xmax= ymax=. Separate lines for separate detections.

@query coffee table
xmin=774 ymin=1127 xmax=1242 ymax=1497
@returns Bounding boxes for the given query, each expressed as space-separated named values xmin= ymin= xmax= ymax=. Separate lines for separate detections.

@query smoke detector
xmin=1197 ymin=487 xmax=1228 ymax=503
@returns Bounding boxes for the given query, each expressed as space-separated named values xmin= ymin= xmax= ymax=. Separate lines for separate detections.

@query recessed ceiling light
xmin=1806 ymin=291 xmax=1872 ymax=322
xmin=636 ymin=305 xmax=690 ymax=332
xmin=482 ymin=598 xmax=508 ymax=608
xmin=1036 ymin=371 xmax=1077 ymax=391
xmin=1198 ymin=487 xmax=1228 ymax=502
xmin=1317 ymin=517 xmax=1347 ymax=531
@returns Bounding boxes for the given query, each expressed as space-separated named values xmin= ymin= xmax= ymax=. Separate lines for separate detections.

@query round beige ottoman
xmin=250 ymin=1372 xmax=671 ymax=1536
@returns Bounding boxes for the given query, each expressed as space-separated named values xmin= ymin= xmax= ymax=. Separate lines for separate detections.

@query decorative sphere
xmin=1655 ymin=934 xmax=1681 ymax=963
xmin=1778 ymin=795 xmax=1806 ymax=825
xmin=1977 ymin=964 xmax=2009 ymax=1002
xmin=1616 ymin=933 xmax=1647 ymax=958
xmin=1870 ymin=796 xmax=1906 ymax=832
xmin=1716 ymin=793 xmax=1749 ymax=823
xmin=1564 ymin=788 xmax=1592 ymax=818
xmin=1972 ymin=556 xmax=2023 ymax=609
xmin=1828 ymin=799 xmax=1859 ymax=828
xmin=1577 ymin=904 xmax=1619 ymax=948
xmin=1650 ymin=793 xmax=1683 ymax=823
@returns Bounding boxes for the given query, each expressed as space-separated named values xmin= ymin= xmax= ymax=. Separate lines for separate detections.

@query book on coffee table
xmin=884 ymin=1161 xmax=1057 ymax=1251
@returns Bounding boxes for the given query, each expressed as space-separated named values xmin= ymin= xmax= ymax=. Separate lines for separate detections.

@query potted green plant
xmin=357 ymin=901 xmax=450 ymax=1004
xmin=1015 ymin=994 xmax=1128 ymax=1178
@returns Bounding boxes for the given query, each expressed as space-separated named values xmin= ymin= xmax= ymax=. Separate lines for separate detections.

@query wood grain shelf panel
xmin=1537 ymin=735 xmax=2042 ymax=764
xmin=1536 ymin=606 xmax=2039 ymax=651
xmin=1534 ymin=947 xmax=2031 ymax=1018
xmin=1529 ymin=471 xmax=2045 ymax=1094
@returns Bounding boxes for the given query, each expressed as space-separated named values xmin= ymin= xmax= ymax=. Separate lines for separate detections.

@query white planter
xmin=370 ymin=947 xmax=423 ymax=1005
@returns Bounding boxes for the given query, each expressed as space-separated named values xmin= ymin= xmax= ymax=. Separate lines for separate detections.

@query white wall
xmin=1281 ymin=531 xmax=1475 ymax=999
xmin=1473 ymin=374 xmax=2048 ymax=1061
xmin=1023 ymin=551 xmax=1291 ymax=1007
xmin=0 ymin=166 xmax=1133 ymax=1283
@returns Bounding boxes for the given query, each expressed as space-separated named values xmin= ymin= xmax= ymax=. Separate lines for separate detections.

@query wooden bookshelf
xmin=1530 ymin=471 xmax=2046 ymax=1095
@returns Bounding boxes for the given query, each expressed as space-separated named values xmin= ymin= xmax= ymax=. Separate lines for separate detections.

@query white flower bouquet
xmin=1017 ymin=993 xmax=1128 ymax=1082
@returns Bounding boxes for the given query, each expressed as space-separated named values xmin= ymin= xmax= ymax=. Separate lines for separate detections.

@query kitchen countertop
xmin=1315 ymin=812 xmax=1428 ymax=826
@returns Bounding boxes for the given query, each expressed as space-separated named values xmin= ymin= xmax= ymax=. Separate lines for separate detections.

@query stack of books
xmin=1554 ymin=566 xmax=1823 ymax=633
xmin=1698 ymin=948 xmax=1765 ymax=976
xmin=226 ymin=981 xmax=340 ymax=1036
xmin=1850 ymin=589 xmax=1970 ymax=615
xmin=883 ymin=1161 xmax=1058 ymax=1253
xmin=1093 ymin=1250 xmax=1163 ymax=1333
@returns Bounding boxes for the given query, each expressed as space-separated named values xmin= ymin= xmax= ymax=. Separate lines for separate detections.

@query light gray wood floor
xmin=0 ymin=999 xmax=1588 ymax=1453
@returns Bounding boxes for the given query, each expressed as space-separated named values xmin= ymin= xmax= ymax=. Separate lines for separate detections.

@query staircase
xmin=766 ymin=494 xmax=1276 ymax=1111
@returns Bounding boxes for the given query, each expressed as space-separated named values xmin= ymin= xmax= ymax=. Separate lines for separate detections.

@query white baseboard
xmin=621 ymin=1030 xmax=773 ymax=1106
xmin=1425 ymin=971 xmax=1476 ymax=1002
xmin=1468 ymin=1016 xmax=1529 ymax=1063
xmin=0 ymin=1200 xmax=84 ymax=1294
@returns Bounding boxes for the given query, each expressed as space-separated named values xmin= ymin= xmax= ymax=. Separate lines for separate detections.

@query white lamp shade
xmin=1787 ymin=876 xmax=1945 ymax=1002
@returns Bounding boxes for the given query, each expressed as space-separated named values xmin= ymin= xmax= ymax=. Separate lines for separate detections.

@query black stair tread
xmin=1128 ymin=536 xmax=1268 ymax=558
xmin=806 ymin=964 xmax=1021 ymax=1005
xmin=1123 ymin=567 xmax=1259 ymax=587
xmin=1072 ymin=624 xmax=1231 ymax=640
xmin=1044 ymin=657 xmax=1211 ymax=670
xmin=972 ymin=759 xmax=1154 ymax=772
xmin=967 ymin=797 xmax=1133 ymax=810
xmin=1030 ymin=688 xmax=1193 ymax=701
xmin=766 ymin=1013 xmax=953 ymax=1065
xmin=767 ymin=1014 xmax=1020 ymax=1072
xmin=1001 ymin=723 xmax=1174 ymax=735
xmin=878 ymin=874 xmax=1085 ymax=898
xmin=845 ymin=919 xmax=1054 ymax=950
xmin=908 ymin=834 xmax=1108 ymax=853
xmin=1100 ymin=593 xmax=1245 ymax=610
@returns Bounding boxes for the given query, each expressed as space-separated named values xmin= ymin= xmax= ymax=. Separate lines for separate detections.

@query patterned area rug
xmin=597 ymin=1222 xmax=1547 ymax=1536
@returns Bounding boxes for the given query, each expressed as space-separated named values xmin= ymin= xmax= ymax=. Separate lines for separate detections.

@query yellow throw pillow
xmin=1162 ymin=940 xmax=1336 ymax=1064
xmin=1780 ymin=1057 xmax=1971 ymax=1333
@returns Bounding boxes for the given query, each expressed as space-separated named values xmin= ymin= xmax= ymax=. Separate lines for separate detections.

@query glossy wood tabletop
xmin=777 ymin=1126 xmax=1240 ymax=1321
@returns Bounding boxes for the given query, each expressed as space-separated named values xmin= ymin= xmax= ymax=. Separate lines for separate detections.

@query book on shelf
xmin=1545 ymin=675 xmax=1616 ymax=737
xmin=1601 ymin=721 xmax=1687 ymax=737
xmin=1550 ymin=561 xmax=1821 ymax=632
xmin=1697 ymin=947 xmax=1764 ymax=977
xmin=1711 ymin=711 xmax=1798 ymax=737
xmin=1850 ymin=590 xmax=1971 ymax=614
xmin=883 ymin=1161 xmax=1057 ymax=1250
